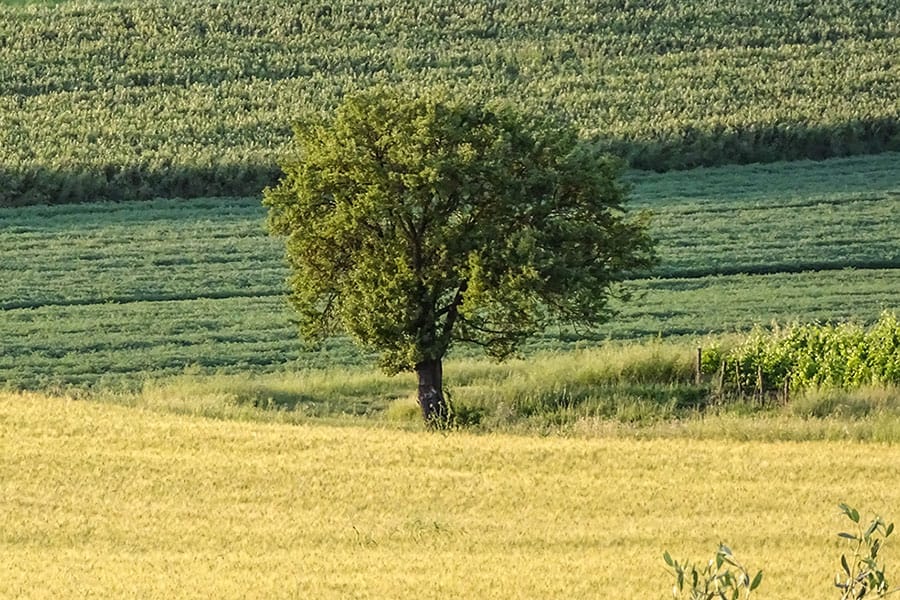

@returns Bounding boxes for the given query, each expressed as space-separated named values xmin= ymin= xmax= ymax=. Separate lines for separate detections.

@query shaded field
xmin=1 ymin=0 xmax=898 ymax=204
xmin=2 ymin=154 xmax=898 ymax=309
xmin=4 ymin=269 xmax=899 ymax=391
xmin=629 ymin=153 xmax=900 ymax=277
xmin=1 ymin=154 xmax=897 ymax=390
xmin=3 ymin=393 xmax=900 ymax=598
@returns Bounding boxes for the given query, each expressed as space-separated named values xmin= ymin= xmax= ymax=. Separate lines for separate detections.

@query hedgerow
xmin=705 ymin=312 xmax=900 ymax=396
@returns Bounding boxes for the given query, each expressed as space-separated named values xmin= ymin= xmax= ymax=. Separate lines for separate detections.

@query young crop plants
xmin=662 ymin=505 xmax=899 ymax=600
xmin=702 ymin=312 xmax=900 ymax=400
xmin=1 ymin=0 xmax=898 ymax=204
xmin=1 ymin=153 xmax=898 ymax=397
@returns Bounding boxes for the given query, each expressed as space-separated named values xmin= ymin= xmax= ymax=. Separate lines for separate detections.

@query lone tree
xmin=264 ymin=88 xmax=656 ymax=427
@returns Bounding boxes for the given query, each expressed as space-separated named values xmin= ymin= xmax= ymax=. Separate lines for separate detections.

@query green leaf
xmin=839 ymin=532 xmax=858 ymax=540
xmin=842 ymin=554 xmax=852 ymax=577
xmin=750 ymin=571 xmax=764 ymax=591
xmin=664 ymin=551 xmax=674 ymax=567
xmin=864 ymin=520 xmax=878 ymax=539
xmin=886 ymin=523 xmax=894 ymax=537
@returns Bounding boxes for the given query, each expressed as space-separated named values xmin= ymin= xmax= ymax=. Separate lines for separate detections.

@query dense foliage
xmin=1 ymin=0 xmax=898 ymax=205
xmin=264 ymin=89 xmax=655 ymax=422
xmin=707 ymin=312 xmax=900 ymax=395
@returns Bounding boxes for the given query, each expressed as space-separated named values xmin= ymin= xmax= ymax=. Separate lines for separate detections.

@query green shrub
xmin=705 ymin=312 xmax=899 ymax=398
xmin=664 ymin=544 xmax=762 ymax=600
xmin=834 ymin=503 xmax=896 ymax=599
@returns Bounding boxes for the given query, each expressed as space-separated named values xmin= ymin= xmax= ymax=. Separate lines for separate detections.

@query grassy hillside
xmin=3 ymin=392 xmax=900 ymax=598
xmin=1 ymin=154 xmax=896 ymax=390
xmin=1 ymin=0 xmax=898 ymax=205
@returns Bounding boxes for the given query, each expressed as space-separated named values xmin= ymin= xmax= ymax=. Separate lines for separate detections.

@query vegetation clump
xmin=703 ymin=311 xmax=900 ymax=399
xmin=835 ymin=503 xmax=896 ymax=599
xmin=663 ymin=504 xmax=899 ymax=600
xmin=664 ymin=545 xmax=762 ymax=600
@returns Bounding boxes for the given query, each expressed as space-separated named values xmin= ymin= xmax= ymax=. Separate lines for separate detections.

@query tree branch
xmin=437 ymin=281 xmax=468 ymax=346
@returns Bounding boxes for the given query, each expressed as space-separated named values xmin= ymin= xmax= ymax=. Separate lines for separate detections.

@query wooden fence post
xmin=695 ymin=347 xmax=702 ymax=385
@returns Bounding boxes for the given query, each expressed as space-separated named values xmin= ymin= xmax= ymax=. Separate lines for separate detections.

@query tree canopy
xmin=264 ymin=88 xmax=656 ymax=425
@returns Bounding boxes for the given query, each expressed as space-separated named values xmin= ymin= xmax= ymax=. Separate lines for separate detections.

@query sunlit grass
xmin=3 ymin=392 xmax=900 ymax=598
xmin=138 ymin=366 xmax=413 ymax=422
xmin=128 ymin=341 xmax=702 ymax=427
xmin=107 ymin=340 xmax=900 ymax=442
xmin=788 ymin=386 xmax=900 ymax=420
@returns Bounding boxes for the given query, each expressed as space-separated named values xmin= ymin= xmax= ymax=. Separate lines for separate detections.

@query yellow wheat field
xmin=3 ymin=392 xmax=900 ymax=599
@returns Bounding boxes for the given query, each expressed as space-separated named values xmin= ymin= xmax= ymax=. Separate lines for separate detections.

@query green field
xmin=2 ymin=153 xmax=897 ymax=391
xmin=1 ymin=0 xmax=897 ymax=204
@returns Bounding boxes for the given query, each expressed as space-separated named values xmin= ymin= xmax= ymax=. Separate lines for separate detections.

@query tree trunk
xmin=416 ymin=358 xmax=449 ymax=428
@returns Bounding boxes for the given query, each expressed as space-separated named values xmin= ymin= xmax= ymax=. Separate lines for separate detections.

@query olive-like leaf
xmin=864 ymin=520 xmax=878 ymax=539
xmin=750 ymin=571 xmax=763 ymax=591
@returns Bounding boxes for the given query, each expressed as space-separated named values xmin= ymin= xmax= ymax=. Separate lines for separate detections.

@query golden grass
xmin=3 ymin=391 xmax=900 ymax=599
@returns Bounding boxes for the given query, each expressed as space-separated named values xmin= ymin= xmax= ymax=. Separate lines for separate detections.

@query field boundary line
xmin=0 ymin=289 xmax=287 ymax=311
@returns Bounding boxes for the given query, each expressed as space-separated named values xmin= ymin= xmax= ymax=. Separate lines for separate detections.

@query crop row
xmin=5 ymin=0 xmax=897 ymax=96
xmin=3 ymin=155 xmax=898 ymax=308
xmin=1 ymin=0 xmax=898 ymax=204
